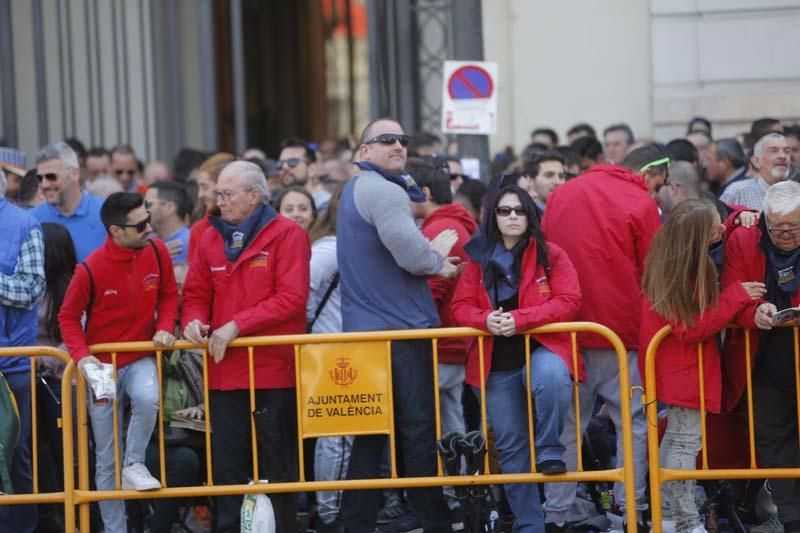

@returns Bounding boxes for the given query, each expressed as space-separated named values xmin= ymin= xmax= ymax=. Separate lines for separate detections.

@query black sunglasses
xmin=114 ymin=169 xmax=137 ymax=176
xmin=276 ymin=158 xmax=303 ymax=169
xmin=36 ymin=172 xmax=59 ymax=182
xmin=495 ymin=206 xmax=526 ymax=217
xmin=365 ymin=133 xmax=410 ymax=147
xmin=450 ymin=173 xmax=466 ymax=181
xmin=119 ymin=214 xmax=151 ymax=233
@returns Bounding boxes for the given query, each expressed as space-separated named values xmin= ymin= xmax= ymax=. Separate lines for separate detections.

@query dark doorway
xmin=214 ymin=0 xmax=327 ymax=156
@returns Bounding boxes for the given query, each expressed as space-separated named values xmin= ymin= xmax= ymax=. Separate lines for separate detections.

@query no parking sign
xmin=441 ymin=61 xmax=498 ymax=135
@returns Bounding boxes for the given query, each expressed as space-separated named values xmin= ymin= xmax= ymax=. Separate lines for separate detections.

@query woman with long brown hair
xmin=639 ymin=198 xmax=764 ymax=533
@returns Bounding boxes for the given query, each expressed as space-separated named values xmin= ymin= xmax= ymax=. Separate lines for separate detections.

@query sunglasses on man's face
xmin=276 ymin=158 xmax=303 ymax=169
xmin=36 ymin=172 xmax=60 ymax=183
xmin=119 ymin=214 xmax=151 ymax=233
xmin=365 ymin=133 xmax=410 ymax=147
xmin=114 ymin=169 xmax=137 ymax=176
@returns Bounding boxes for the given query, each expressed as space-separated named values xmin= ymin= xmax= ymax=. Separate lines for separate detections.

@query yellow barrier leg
xmin=615 ymin=341 xmax=638 ymax=532
xmin=645 ymin=326 xmax=671 ymax=533
xmin=77 ymin=371 xmax=91 ymax=532
xmin=62 ymin=360 xmax=76 ymax=532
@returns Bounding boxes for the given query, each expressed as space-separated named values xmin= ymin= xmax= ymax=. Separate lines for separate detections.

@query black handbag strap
xmin=308 ymin=272 xmax=339 ymax=331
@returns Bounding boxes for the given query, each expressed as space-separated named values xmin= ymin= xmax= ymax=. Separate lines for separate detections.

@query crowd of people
xmin=0 ymin=113 xmax=800 ymax=533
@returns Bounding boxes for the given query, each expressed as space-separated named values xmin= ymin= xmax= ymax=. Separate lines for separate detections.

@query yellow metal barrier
xmin=0 ymin=346 xmax=76 ymax=532
xmin=645 ymin=325 xmax=800 ymax=533
xmin=68 ymin=322 xmax=638 ymax=531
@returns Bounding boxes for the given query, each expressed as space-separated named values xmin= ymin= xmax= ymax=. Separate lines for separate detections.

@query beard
xmin=771 ymin=165 xmax=790 ymax=182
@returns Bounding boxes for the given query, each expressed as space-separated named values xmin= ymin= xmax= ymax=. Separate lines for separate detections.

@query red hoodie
xmin=542 ymin=164 xmax=661 ymax=349
xmin=421 ymin=203 xmax=478 ymax=364
xmin=59 ymin=238 xmax=179 ymax=366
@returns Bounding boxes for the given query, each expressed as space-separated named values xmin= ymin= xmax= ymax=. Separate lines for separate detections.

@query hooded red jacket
xmin=542 ymin=164 xmax=661 ymax=349
xmin=451 ymin=240 xmax=583 ymax=387
xmin=421 ymin=203 xmax=478 ymax=364
xmin=181 ymin=215 xmax=310 ymax=390
xmin=59 ymin=238 xmax=179 ymax=366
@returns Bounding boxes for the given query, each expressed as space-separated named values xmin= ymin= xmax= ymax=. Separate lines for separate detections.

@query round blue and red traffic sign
xmin=447 ymin=65 xmax=494 ymax=100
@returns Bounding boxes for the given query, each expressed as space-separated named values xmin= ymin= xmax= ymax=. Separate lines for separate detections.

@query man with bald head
xmin=337 ymin=118 xmax=458 ymax=532
xmin=657 ymin=161 xmax=701 ymax=215
xmin=181 ymin=161 xmax=310 ymax=532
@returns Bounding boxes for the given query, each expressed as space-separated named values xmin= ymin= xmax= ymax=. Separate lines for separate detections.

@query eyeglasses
xmin=36 ymin=172 xmax=59 ymax=182
xmin=120 ymin=214 xmax=151 ymax=233
xmin=276 ymin=158 xmax=303 ymax=169
xmin=213 ymin=189 xmax=251 ymax=202
xmin=495 ymin=206 xmax=526 ymax=217
xmin=365 ymin=133 xmax=410 ymax=147
xmin=767 ymin=226 xmax=800 ymax=238
xmin=114 ymin=169 xmax=137 ymax=176
xmin=450 ymin=173 xmax=466 ymax=181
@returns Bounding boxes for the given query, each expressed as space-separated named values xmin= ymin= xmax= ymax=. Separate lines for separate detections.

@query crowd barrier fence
xmin=0 ymin=345 xmax=76 ymax=531
xmin=2 ymin=322 xmax=638 ymax=532
xmin=644 ymin=325 xmax=800 ymax=533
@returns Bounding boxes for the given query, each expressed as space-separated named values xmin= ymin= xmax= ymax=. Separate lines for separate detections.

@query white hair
xmin=764 ymin=181 xmax=800 ymax=216
xmin=0 ymin=167 xmax=6 ymax=197
xmin=34 ymin=141 xmax=80 ymax=170
xmin=86 ymin=176 xmax=124 ymax=200
xmin=224 ymin=160 xmax=269 ymax=200
xmin=753 ymin=132 xmax=785 ymax=157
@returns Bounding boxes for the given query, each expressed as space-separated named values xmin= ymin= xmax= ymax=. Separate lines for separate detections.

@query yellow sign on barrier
xmin=298 ymin=341 xmax=391 ymax=436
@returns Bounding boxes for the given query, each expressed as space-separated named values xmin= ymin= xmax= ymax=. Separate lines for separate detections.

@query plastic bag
xmin=84 ymin=363 xmax=116 ymax=401
xmin=240 ymin=481 xmax=275 ymax=533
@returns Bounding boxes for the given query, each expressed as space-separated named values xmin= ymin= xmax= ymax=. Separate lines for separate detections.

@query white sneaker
xmin=121 ymin=462 xmax=161 ymax=491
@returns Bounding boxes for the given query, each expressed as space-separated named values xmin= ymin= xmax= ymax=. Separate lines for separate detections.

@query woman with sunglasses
xmin=451 ymin=185 xmax=582 ymax=532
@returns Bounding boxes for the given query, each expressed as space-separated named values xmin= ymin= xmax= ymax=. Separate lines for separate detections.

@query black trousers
xmin=753 ymin=374 xmax=800 ymax=524
xmin=340 ymin=339 xmax=450 ymax=533
xmin=209 ymin=388 xmax=298 ymax=532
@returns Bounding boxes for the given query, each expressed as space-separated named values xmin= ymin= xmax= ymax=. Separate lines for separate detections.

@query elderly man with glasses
xmin=181 ymin=160 xmax=310 ymax=533
xmin=30 ymin=142 xmax=107 ymax=261
xmin=722 ymin=180 xmax=800 ymax=533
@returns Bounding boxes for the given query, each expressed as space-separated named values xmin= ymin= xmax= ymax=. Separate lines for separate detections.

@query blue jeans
xmin=87 ymin=356 xmax=159 ymax=533
xmin=315 ymin=435 xmax=353 ymax=524
xmin=474 ymin=346 xmax=572 ymax=532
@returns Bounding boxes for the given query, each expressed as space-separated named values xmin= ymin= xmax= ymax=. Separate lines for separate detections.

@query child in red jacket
xmin=640 ymin=198 xmax=764 ymax=533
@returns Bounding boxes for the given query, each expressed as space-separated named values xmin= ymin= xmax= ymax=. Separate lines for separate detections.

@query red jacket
xmin=59 ymin=238 xmax=179 ymax=366
xmin=451 ymin=240 xmax=583 ymax=387
xmin=638 ymin=284 xmax=752 ymax=414
xmin=421 ymin=203 xmax=478 ymax=364
xmin=181 ymin=215 xmax=310 ymax=390
xmin=719 ymin=225 xmax=794 ymax=411
xmin=542 ymin=164 xmax=661 ymax=349
xmin=188 ymin=215 xmax=211 ymax=264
